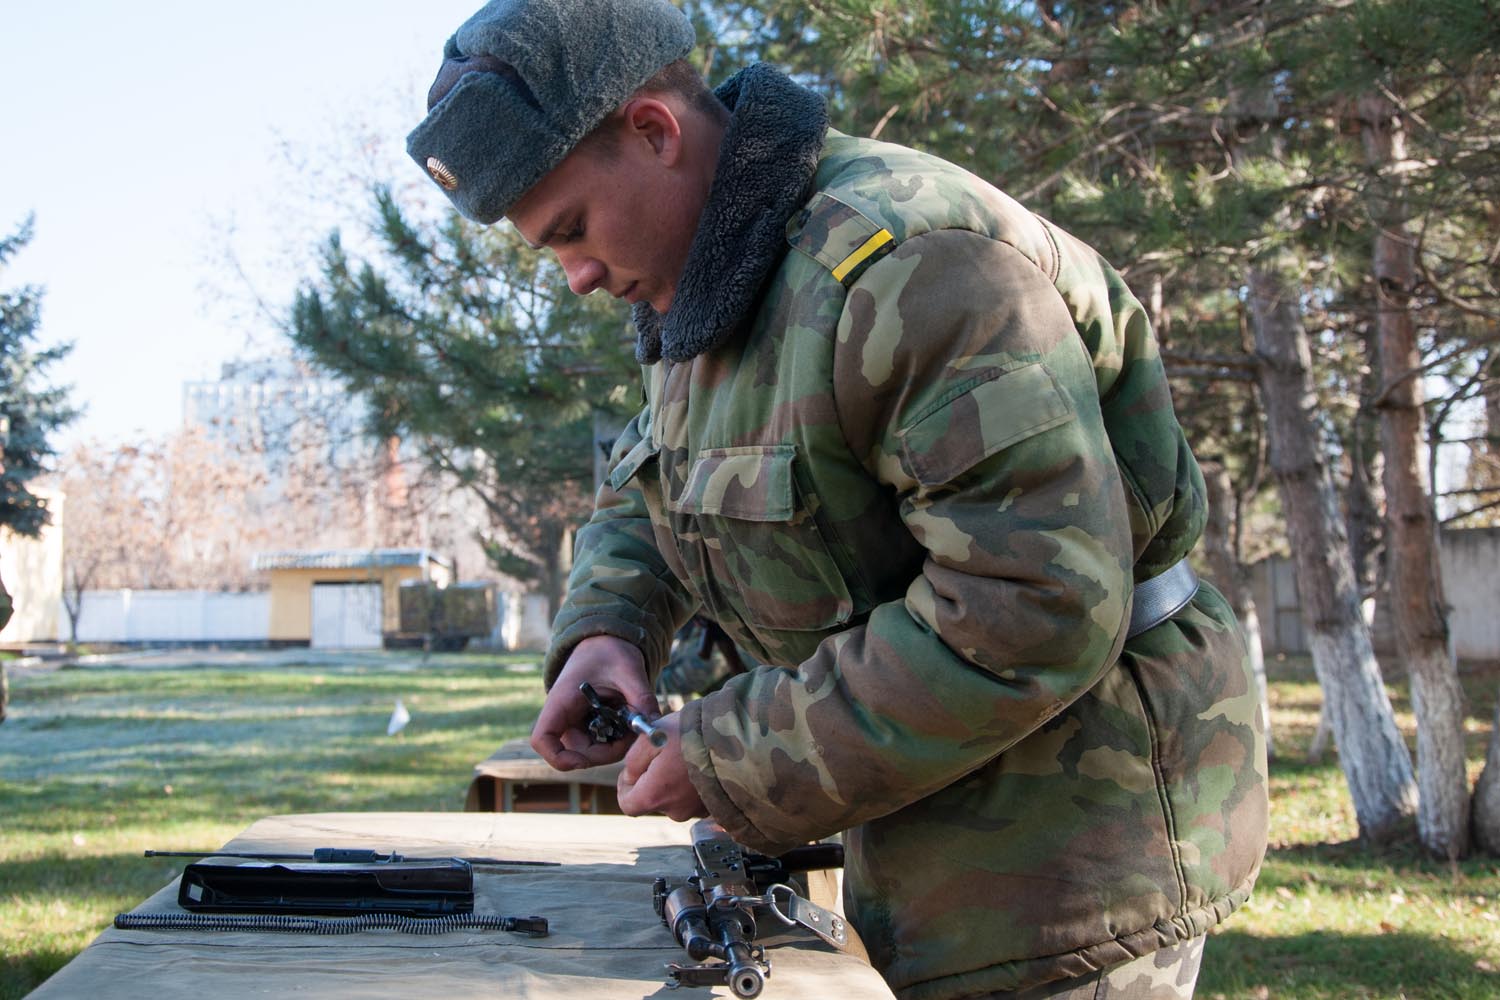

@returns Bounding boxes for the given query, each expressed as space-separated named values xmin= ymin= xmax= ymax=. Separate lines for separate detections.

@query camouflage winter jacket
xmin=545 ymin=65 xmax=1268 ymax=999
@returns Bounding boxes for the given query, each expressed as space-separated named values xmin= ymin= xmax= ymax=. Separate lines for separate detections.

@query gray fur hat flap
xmin=406 ymin=0 xmax=696 ymax=224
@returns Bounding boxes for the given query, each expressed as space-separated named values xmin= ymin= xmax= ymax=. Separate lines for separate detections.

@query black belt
xmin=1126 ymin=559 xmax=1199 ymax=638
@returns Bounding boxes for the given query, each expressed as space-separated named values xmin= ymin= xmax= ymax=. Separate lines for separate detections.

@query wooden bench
xmin=464 ymin=738 xmax=624 ymax=814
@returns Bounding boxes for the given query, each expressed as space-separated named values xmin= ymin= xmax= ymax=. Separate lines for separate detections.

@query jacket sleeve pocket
xmin=897 ymin=361 xmax=1075 ymax=488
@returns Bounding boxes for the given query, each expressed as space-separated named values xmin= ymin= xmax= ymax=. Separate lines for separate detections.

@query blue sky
xmin=0 ymin=0 xmax=480 ymax=450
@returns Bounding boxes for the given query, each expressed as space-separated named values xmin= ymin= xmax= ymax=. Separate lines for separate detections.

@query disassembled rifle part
xmin=580 ymin=681 xmax=668 ymax=747
xmin=114 ymin=910 xmax=549 ymax=936
xmin=653 ymin=829 xmax=848 ymax=998
xmin=144 ymin=848 xmax=560 ymax=867
xmin=175 ymin=857 xmax=476 ymax=917
xmin=124 ymin=847 xmax=550 ymax=936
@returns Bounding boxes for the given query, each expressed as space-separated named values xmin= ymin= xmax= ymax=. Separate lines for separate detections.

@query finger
xmin=529 ymin=722 xmax=571 ymax=769
xmin=617 ymin=768 xmax=647 ymax=816
xmin=583 ymin=664 xmax=655 ymax=716
xmin=531 ymin=694 xmax=580 ymax=758
xmin=532 ymin=721 xmax=602 ymax=771
xmin=667 ymin=803 xmax=699 ymax=823
xmin=622 ymin=730 xmax=663 ymax=781
xmin=619 ymin=736 xmax=673 ymax=814
xmin=533 ymin=716 xmax=607 ymax=771
xmin=532 ymin=733 xmax=593 ymax=771
xmin=535 ymin=682 xmax=626 ymax=769
xmin=619 ymin=756 xmax=641 ymax=788
xmin=557 ymin=726 xmax=637 ymax=769
xmin=625 ymin=688 xmax=664 ymax=721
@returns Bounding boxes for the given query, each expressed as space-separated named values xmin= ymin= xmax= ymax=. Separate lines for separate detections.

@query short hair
xmin=638 ymin=59 xmax=728 ymax=125
xmin=577 ymin=59 xmax=728 ymax=159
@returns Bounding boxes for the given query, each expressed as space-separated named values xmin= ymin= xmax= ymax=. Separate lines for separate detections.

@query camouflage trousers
xmin=963 ymin=936 xmax=1206 ymax=1000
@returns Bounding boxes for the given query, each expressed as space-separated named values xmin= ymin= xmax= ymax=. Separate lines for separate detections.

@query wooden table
xmin=30 ymin=812 xmax=895 ymax=1000
xmin=464 ymin=738 xmax=624 ymax=814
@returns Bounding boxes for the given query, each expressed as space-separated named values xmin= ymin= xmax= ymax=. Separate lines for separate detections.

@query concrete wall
xmin=1249 ymin=526 xmax=1500 ymax=661
xmin=1439 ymin=526 xmax=1500 ymax=661
xmin=63 ymin=590 xmax=270 ymax=643
xmin=32 ymin=583 xmax=557 ymax=650
xmin=1246 ymin=555 xmax=1308 ymax=657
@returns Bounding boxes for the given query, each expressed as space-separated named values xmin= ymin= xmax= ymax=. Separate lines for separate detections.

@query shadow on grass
xmin=2 ymin=944 xmax=77 ymax=1000
xmin=1255 ymin=831 xmax=1500 ymax=915
xmin=0 ymin=850 xmax=183 ymax=898
xmin=1269 ymin=829 xmax=1500 ymax=875
xmin=0 ymin=850 xmax=184 ymax=1000
xmin=1202 ymin=928 xmax=1498 ymax=998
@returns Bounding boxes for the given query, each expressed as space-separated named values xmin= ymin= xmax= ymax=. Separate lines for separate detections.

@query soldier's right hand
xmin=530 ymin=635 xmax=658 ymax=771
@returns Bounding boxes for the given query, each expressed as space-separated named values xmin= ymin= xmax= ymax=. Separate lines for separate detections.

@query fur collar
xmin=632 ymin=64 xmax=829 ymax=364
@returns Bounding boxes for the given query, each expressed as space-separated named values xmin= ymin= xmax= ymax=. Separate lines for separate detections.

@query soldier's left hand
xmin=617 ymin=713 xmax=708 ymax=822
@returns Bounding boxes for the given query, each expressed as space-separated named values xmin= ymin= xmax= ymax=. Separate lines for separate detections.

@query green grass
xmin=2 ymin=652 xmax=1499 ymax=999
xmin=1196 ymin=656 xmax=1500 ymax=999
xmin=0 ymin=653 xmax=545 ymax=997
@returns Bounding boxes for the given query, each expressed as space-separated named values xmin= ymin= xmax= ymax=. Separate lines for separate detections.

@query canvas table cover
xmin=31 ymin=811 xmax=894 ymax=1000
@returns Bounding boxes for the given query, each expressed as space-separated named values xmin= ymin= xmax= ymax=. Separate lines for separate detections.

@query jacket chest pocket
xmin=670 ymin=446 xmax=854 ymax=633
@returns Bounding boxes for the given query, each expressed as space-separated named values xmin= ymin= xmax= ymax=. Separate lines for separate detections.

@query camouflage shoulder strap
xmin=784 ymin=192 xmax=898 ymax=288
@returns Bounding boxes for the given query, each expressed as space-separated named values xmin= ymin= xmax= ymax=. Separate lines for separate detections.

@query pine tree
xmin=289 ymin=190 xmax=639 ymax=617
xmin=0 ymin=218 xmax=78 ymax=537
xmin=0 ymin=216 xmax=78 ymax=723
xmin=720 ymin=0 xmax=1432 ymax=842
xmin=1282 ymin=0 xmax=1500 ymax=858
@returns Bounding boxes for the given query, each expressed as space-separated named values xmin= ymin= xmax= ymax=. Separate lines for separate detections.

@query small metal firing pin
xmin=627 ymin=710 xmax=669 ymax=748
xmin=579 ymin=682 xmax=668 ymax=747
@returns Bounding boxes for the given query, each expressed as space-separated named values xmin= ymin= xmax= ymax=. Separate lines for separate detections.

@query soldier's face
xmin=507 ymin=103 xmax=706 ymax=315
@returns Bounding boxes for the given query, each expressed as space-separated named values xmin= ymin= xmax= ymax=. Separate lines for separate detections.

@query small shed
xmin=253 ymin=548 xmax=452 ymax=649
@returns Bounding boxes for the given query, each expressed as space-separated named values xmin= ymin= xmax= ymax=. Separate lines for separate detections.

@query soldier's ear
xmin=620 ymin=97 xmax=684 ymax=165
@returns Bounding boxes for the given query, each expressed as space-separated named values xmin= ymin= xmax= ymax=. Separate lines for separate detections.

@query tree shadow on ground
xmin=0 ymin=850 xmax=182 ymax=897
xmin=1201 ymin=928 xmax=1498 ymax=999
xmin=1270 ymin=829 xmax=1500 ymax=874
xmin=1 ymin=944 xmax=77 ymax=1000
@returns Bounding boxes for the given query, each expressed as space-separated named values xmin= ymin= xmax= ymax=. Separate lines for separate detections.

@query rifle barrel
xmin=144 ymin=849 xmax=560 ymax=867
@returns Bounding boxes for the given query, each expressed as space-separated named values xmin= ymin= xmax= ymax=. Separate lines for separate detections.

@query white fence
xmin=56 ymin=587 xmax=555 ymax=651
xmin=1248 ymin=526 xmax=1500 ymax=661
xmin=64 ymin=590 xmax=270 ymax=644
xmin=1438 ymin=528 xmax=1500 ymax=662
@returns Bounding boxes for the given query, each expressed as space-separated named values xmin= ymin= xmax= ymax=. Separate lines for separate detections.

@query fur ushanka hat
xmin=406 ymin=0 xmax=696 ymax=224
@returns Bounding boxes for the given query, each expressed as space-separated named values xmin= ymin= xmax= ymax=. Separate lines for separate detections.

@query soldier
xmin=407 ymin=2 xmax=1269 ymax=998
xmin=656 ymin=615 xmax=751 ymax=702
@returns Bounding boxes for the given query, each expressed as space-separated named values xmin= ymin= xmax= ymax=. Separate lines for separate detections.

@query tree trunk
xmin=1200 ymin=458 xmax=1274 ymax=758
xmin=62 ymin=583 xmax=83 ymax=653
xmin=1246 ymin=262 xmax=1418 ymax=840
xmin=1358 ymin=91 xmax=1470 ymax=859
xmin=1485 ymin=349 xmax=1500 ymax=486
xmin=1226 ymin=42 xmax=1416 ymax=841
xmin=542 ymin=523 xmax=574 ymax=631
xmin=1345 ymin=330 xmax=1384 ymax=610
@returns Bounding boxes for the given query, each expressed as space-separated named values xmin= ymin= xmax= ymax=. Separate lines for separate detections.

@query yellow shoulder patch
xmin=832 ymin=228 xmax=895 ymax=283
xmin=785 ymin=193 xmax=899 ymax=288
